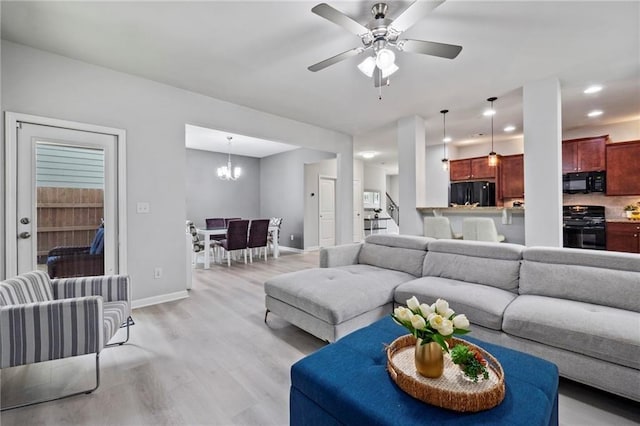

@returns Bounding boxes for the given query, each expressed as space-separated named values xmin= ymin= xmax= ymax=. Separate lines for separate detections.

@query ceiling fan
xmin=308 ymin=1 xmax=462 ymax=87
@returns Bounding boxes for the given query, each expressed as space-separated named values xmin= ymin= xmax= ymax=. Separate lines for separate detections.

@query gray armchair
xmin=0 ymin=271 xmax=131 ymax=410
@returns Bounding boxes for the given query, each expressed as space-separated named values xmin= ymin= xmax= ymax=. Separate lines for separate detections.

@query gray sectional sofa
xmin=264 ymin=234 xmax=640 ymax=402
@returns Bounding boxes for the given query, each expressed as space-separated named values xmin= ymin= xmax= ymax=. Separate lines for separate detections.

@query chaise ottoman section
xmin=265 ymin=234 xmax=433 ymax=342
xmin=265 ymin=265 xmax=415 ymax=342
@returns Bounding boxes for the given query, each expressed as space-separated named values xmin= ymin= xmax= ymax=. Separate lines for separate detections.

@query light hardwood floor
xmin=1 ymin=250 xmax=639 ymax=425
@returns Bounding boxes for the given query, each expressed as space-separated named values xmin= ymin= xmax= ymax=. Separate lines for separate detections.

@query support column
xmin=397 ymin=115 xmax=426 ymax=235
xmin=523 ymin=77 xmax=562 ymax=247
xmin=335 ymin=147 xmax=353 ymax=245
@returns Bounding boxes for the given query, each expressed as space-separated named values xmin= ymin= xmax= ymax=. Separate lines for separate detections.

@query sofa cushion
xmin=422 ymin=240 xmax=523 ymax=291
xmin=394 ymin=276 xmax=518 ymax=330
xmin=264 ymin=265 xmax=414 ymax=325
xmin=520 ymin=247 xmax=640 ymax=312
xmin=503 ymin=295 xmax=640 ymax=370
xmin=358 ymin=235 xmax=431 ymax=277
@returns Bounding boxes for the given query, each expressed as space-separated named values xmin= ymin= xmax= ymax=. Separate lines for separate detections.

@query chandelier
xmin=217 ymin=136 xmax=242 ymax=181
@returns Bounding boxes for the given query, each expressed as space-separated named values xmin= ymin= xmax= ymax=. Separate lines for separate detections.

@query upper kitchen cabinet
xmin=500 ymin=154 xmax=524 ymax=199
xmin=606 ymin=140 xmax=640 ymax=195
xmin=450 ymin=157 xmax=498 ymax=181
xmin=562 ymin=135 xmax=608 ymax=173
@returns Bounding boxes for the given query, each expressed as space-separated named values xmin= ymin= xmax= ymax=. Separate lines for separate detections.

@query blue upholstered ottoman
xmin=290 ymin=317 xmax=558 ymax=426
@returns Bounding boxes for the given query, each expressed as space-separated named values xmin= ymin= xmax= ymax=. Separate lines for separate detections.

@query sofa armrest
xmin=0 ymin=296 xmax=104 ymax=368
xmin=320 ymin=243 xmax=363 ymax=268
xmin=51 ymin=274 xmax=130 ymax=303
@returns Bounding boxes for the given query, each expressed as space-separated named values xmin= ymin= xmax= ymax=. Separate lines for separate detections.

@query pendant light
xmin=486 ymin=97 xmax=498 ymax=167
xmin=440 ymin=109 xmax=450 ymax=171
xmin=217 ymin=136 xmax=242 ymax=181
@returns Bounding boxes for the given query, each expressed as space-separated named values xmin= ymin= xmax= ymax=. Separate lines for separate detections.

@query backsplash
xmin=563 ymin=193 xmax=640 ymax=219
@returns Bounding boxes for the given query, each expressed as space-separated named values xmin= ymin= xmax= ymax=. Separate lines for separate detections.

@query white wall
xmin=185 ymin=148 xmax=261 ymax=227
xmin=386 ymin=175 xmax=399 ymax=204
xmin=1 ymin=41 xmax=353 ymax=300
xmin=455 ymin=138 xmax=525 ymax=159
xmin=363 ymin=165 xmax=387 ymax=213
xmin=454 ymin=119 xmax=640 ymax=160
xmin=563 ymin=119 xmax=640 ymax=142
xmin=424 ymin=144 xmax=450 ymax=207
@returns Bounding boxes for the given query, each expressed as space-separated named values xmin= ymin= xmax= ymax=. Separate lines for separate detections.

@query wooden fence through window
xmin=37 ymin=187 xmax=104 ymax=262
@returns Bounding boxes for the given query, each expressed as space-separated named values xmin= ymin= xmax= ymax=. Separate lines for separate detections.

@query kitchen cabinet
xmin=500 ymin=154 xmax=524 ymax=199
xmin=450 ymin=157 xmax=497 ymax=181
xmin=606 ymin=140 xmax=640 ymax=195
xmin=562 ymin=135 xmax=608 ymax=173
xmin=606 ymin=222 xmax=640 ymax=253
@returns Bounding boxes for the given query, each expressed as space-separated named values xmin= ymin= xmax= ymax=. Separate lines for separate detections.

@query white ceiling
xmin=185 ymin=124 xmax=298 ymax=157
xmin=2 ymin=1 xmax=639 ymax=173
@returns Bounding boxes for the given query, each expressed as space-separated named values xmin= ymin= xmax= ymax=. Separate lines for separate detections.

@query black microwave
xmin=562 ymin=171 xmax=606 ymax=193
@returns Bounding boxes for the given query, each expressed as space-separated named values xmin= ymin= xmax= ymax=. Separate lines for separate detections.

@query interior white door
xmin=353 ymin=179 xmax=363 ymax=242
xmin=14 ymin=122 xmax=118 ymax=276
xmin=319 ymin=177 xmax=336 ymax=247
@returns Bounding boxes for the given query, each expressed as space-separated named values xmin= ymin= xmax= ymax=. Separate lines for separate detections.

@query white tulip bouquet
xmin=391 ymin=296 xmax=471 ymax=352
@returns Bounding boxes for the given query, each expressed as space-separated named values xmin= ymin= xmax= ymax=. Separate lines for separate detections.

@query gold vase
xmin=415 ymin=339 xmax=444 ymax=378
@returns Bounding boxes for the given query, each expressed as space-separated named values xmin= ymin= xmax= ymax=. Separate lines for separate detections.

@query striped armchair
xmin=0 ymin=271 xmax=131 ymax=410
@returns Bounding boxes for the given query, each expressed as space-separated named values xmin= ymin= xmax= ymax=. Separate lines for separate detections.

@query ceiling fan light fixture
xmin=375 ymin=48 xmax=396 ymax=71
xmin=358 ymin=56 xmax=376 ymax=77
xmin=381 ymin=63 xmax=399 ymax=78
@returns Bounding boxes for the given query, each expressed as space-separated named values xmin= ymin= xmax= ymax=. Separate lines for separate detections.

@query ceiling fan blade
xmin=399 ymin=39 xmax=462 ymax=59
xmin=312 ymin=3 xmax=370 ymax=36
xmin=308 ymin=47 xmax=364 ymax=72
xmin=373 ymin=68 xmax=390 ymax=88
xmin=390 ymin=0 xmax=445 ymax=34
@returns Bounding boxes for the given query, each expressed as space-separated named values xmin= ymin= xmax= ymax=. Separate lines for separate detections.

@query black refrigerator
xmin=450 ymin=181 xmax=496 ymax=206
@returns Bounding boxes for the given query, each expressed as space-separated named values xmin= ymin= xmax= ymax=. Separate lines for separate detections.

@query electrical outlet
xmin=137 ymin=202 xmax=150 ymax=214
xmin=290 ymin=234 xmax=294 ymax=241
xmin=154 ymin=267 xmax=162 ymax=279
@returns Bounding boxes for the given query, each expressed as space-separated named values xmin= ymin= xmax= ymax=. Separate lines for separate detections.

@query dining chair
xmin=268 ymin=217 xmax=283 ymax=254
xmin=462 ymin=218 xmax=506 ymax=242
xmin=247 ymin=219 xmax=270 ymax=262
xmin=186 ymin=220 xmax=216 ymax=266
xmin=205 ymin=218 xmax=226 ymax=242
xmin=216 ymin=220 xmax=250 ymax=266
xmin=224 ymin=217 xmax=242 ymax=227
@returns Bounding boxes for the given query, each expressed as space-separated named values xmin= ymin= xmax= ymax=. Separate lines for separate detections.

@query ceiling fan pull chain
xmin=378 ymin=73 xmax=383 ymax=100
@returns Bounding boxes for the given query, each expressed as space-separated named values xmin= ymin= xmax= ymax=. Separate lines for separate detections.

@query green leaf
xmin=454 ymin=329 xmax=471 ymax=335
xmin=431 ymin=334 xmax=448 ymax=352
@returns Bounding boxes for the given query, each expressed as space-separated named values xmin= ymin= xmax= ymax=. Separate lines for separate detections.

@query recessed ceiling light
xmin=361 ymin=151 xmax=377 ymax=159
xmin=584 ymin=85 xmax=603 ymax=94
xmin=443 ymin=136 xmax=452 ymax=143
xmin=503 ymin=125 xmax=516 ymax=132
xmin=587 ymin=110 xmax=603 ymax=117
xmin=483 ymin=109 xmax=496 ymax=117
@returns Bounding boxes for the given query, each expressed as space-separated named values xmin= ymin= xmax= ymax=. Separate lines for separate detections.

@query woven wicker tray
xmin=387 ymin=334 xmax=505 ymax=412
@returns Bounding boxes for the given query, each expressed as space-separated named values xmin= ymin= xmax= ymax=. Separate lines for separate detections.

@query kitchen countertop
xmin=606 ymin=219 xmax=640 ymax=223
xmin=417 ymin=206 xmax=525 ymax=214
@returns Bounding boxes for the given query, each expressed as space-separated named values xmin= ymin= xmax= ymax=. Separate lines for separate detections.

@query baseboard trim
xmin=278 ymin=246 xmax=304 ymax=253
xmin=132 ymin=290 xmax=189 ymax=309
xmin=304 ymin=246 xmax=320 ymax=252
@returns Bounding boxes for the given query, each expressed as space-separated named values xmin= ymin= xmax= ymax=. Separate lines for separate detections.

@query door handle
xmin=19 ymin=231 xmax=31 ymax=239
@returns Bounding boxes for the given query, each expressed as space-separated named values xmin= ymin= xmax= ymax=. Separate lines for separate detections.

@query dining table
xmin=196 ymin=226 xmax=280 ymax=269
